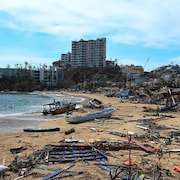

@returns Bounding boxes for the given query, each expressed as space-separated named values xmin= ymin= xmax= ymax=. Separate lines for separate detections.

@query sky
xmin=0 ymin=0 xmax=180 ymax=71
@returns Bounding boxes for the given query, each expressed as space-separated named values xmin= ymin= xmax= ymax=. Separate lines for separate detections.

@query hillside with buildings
xmin=0 ymin=37 xmax=145 ymax=91
xmin=0 ymin=37 xmax=179 ymax=92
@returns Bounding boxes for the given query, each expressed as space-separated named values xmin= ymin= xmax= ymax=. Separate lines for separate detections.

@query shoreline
xmin=0 ymin=91 xmax=86 ymax=134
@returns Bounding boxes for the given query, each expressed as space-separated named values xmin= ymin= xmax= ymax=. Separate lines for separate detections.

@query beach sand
xmin=0 ymin=92 xmax=180 ymax=179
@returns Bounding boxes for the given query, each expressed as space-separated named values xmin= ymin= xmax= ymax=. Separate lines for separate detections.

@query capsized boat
xmin=23 ymin=127 xmax=60 ymax=132
xmin=66 ymin=107 xmax=115 ymax=124
xmin=43 ymin=100 xmax=76 ymax=115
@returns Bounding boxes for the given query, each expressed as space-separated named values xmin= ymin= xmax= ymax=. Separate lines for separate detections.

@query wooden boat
xmin=51 ymin=104 xmax=76 ymax=115
xmin=43 ymin=101 xmax=76 ymax=115
xmin=23 ymin=127 xmax=60 ymax=132
xmin=66 ymin=108 xmax=115 ymax=124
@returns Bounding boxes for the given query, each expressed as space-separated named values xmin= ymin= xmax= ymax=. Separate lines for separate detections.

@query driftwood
xmin=10 ymin=146 xmax=27 ymax=154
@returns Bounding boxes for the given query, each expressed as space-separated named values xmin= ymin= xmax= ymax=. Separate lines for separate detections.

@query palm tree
xmin=24 ymin=61 xmax=28 ymax=69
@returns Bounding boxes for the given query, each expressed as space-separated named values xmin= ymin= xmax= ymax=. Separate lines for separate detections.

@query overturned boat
xmin=66 ymin=107 xmax=115 ymax=124
xmin=43 ymin=100 xmax=76 ymax=115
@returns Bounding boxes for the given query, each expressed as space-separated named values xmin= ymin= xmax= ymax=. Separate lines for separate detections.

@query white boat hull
xmin=66 ymin=108 xmax=115 ymax=124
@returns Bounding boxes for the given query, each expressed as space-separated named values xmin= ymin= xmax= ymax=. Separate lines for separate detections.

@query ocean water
xmin=0 ymin=93 xmax=83 ymax=133
xmin=0 ymin=93 xmax=83 ymax=120
xmin=0 ymin=93 xmax=52 ymax=116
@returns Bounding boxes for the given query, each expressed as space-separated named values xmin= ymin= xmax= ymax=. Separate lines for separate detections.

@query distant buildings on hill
xmin=0 ymin=37 xmax=146 ymax=88
xmin=53 ymin=38 xmax=144 ymax=75
xmin=120 ymin=64 xmax=144 ymax=74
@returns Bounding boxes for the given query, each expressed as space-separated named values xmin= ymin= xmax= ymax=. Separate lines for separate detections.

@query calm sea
xmin=0 ymin=93 xmax=82 ymax=119
xmin=0 ymin=93 xmax=52 ymax=116
xmin=0 ymin=93 xmax=83 ymax=133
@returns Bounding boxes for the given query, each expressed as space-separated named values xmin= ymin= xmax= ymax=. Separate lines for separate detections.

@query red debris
xmin=123 ymin=159 xmax=136 ymax=166
xmin=174 ymin=166 xmax=180 ymax=173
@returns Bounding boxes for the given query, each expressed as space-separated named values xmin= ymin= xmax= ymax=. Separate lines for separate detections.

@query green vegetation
xmin=62 ymin=66 xmax=126 ymax=90
xmin=0 ymin=69 xmax=38 ymax=91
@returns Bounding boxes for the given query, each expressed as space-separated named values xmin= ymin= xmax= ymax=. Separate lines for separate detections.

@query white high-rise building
xmin=71 ymin=38 xmax=106 ymax=68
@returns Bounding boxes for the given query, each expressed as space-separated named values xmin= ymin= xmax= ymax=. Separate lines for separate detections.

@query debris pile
xmin=105 ymin=65 xmax=180 ymax=112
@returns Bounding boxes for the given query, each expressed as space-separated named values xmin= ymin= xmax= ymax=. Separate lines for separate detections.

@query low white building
xmin=31 ymin=67 xmax=64 ymax=87
xmin=0 ymin=67 xmax=64 ymax=88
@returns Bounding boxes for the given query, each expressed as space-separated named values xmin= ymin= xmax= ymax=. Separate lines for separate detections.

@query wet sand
xmin=0 ymin=92 xmax=180 ymax=179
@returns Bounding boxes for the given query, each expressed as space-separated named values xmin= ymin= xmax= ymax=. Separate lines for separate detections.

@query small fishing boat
xmin=43 ymin=100 xmax=76 ymax=115
xmin=23 ymin=127 xmax=60 ymax=132
xmin=66 ymin=107 xmax=115 ymax=124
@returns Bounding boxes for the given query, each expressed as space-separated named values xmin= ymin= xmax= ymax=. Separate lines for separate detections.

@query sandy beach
xmin=0 ymin=91 xmax=180 ymax=179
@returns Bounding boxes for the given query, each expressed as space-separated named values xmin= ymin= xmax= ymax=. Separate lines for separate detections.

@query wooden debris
xmin=65 ymin=128 xmax=75 ymax=135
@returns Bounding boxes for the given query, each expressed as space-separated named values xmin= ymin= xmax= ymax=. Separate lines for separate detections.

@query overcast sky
xmin=0 ymin=0 xmax=180 ymax=70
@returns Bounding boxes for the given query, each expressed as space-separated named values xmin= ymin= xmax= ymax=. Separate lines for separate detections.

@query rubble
xmin=104 ymin=65 xmax=180 ymax=112
xmin=92 ymin=140 xmax=159 ymax=153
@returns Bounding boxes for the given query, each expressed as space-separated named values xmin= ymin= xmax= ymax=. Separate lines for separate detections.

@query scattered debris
xmin=64 ymin=128 xmax=75 ymax=135
xmin=10 ymin=146 xmax=27 ymax=154
xmin=61 ymin=138 xmax=85 ymax=143
xmin=89 ymin=99 xmax=104 ymax=108
xmin=92 ymin=140 xmax=159 ymax=153
xmin=170 ymin=130 xmax=180 ymax=138
xmin=174 ymin=166 xmax=180 ymax=173
xmin=42 ymin=163 xmax=75 ymax=180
